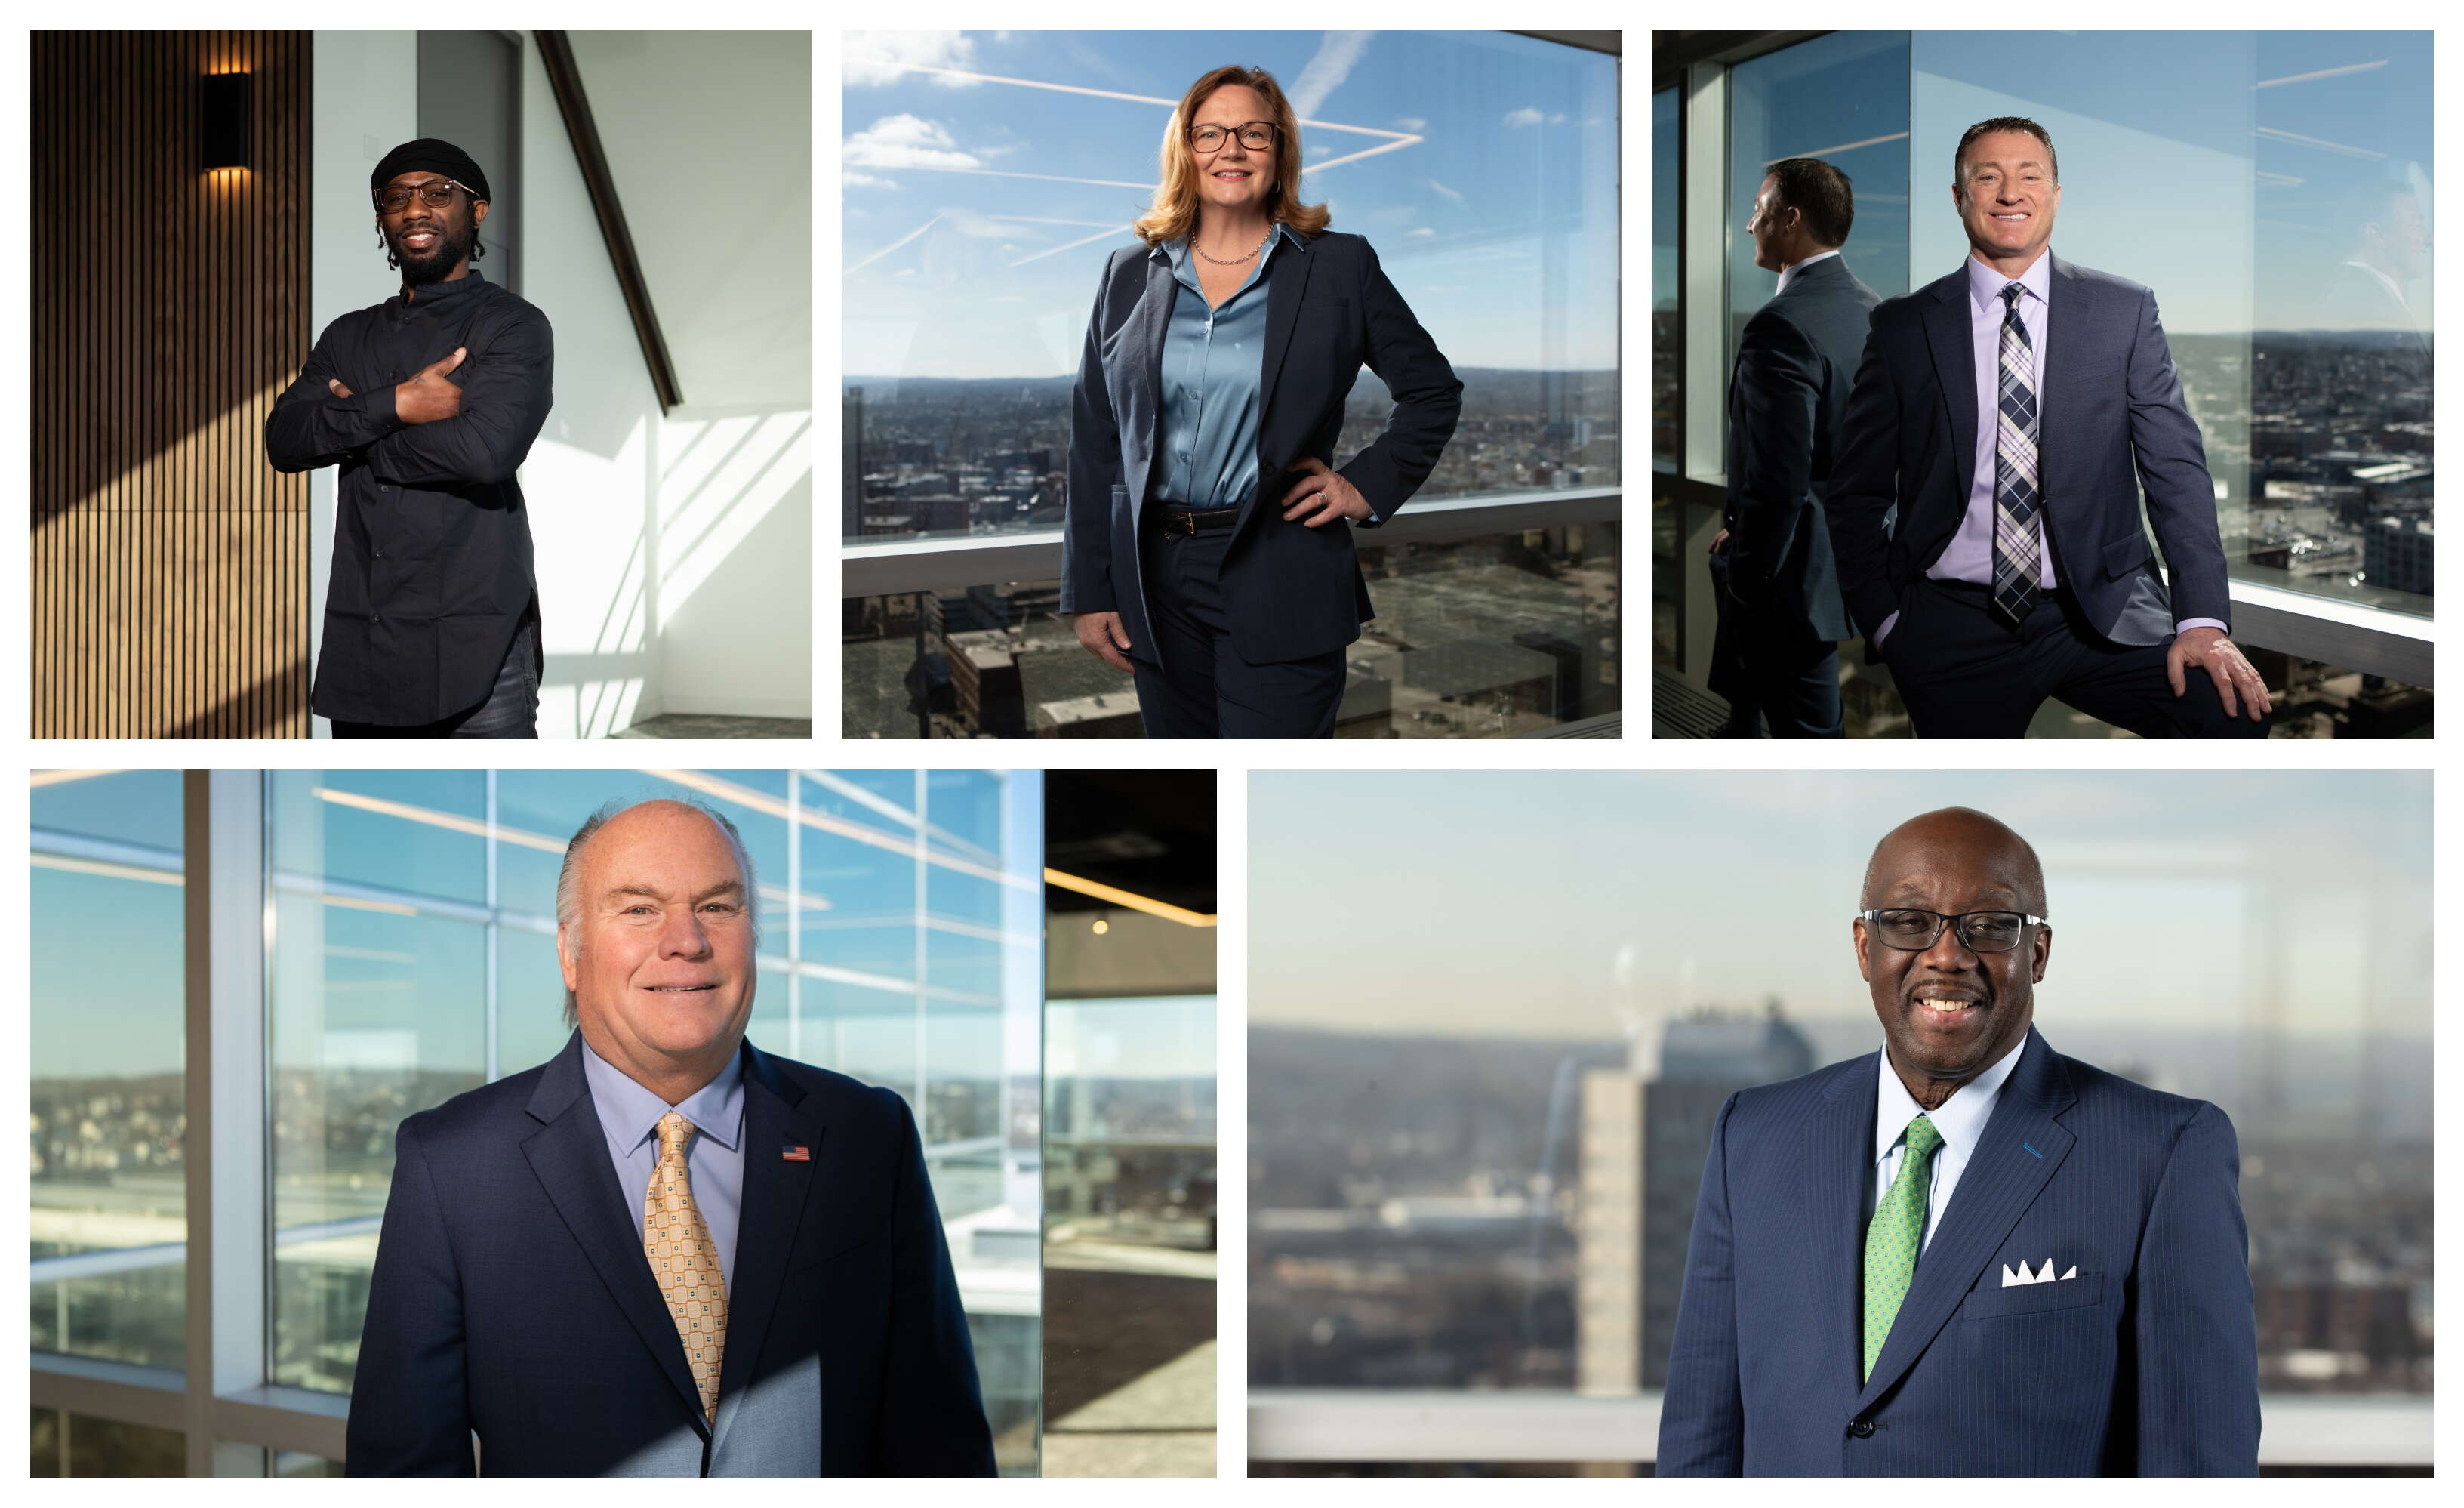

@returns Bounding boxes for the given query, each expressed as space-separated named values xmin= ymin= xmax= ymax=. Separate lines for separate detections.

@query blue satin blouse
xmin=1151 ymin=222 xmax=1303 ymax=509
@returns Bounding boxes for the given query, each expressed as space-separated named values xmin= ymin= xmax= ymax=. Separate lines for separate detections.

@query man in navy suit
xmin=346 ymin=799 xmax=996 ymax=1476
xmin=1828 ymin=118 xmax=2273 ymax=737
xmin=1658 ymin=807 xmax=2259 ymax=1476
xmin=1709 ymin=156 xmax=1882 ymax=737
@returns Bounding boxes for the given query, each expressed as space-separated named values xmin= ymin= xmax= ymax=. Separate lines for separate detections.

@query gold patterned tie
xmin=645 ymin=1110 xmax=728 ymax=1423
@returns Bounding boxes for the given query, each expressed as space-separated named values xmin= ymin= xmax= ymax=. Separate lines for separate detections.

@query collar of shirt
xmin=391 ymin=265 xmax=490 ymax=314
xmin=1157 ymin=220 xmax=1303 ymax=295
xmin=1774 ymin=247 xmax=1840 ymax=298
xmin=578 ymin=1035 xmax=747 ymax=1156
xmin=1873 ymin=1028 xmax=2028 ymax=1170
xmin=1967 ymin=245 xmax=2051 ymax=317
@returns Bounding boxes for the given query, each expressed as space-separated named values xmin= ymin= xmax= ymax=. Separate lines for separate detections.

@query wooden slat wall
xmin=32 ymin=31 xmax=312 ymax=739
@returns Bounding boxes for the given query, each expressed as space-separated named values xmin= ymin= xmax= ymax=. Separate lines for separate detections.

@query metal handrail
xmin=842 ymin=486 xmax=1624 ymax=599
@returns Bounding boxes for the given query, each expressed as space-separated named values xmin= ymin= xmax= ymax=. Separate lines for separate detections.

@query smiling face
xmin=1853 ymin=810 xmax=2049 ymax=1091
xmin=1188 ymin=83 xmax=1277 ymax=220
xmin=1954 ymin=129 xmax=2060 ymax=273
xmin=377 ymin=171 xmax=487 ymax=285
xmin=559 ymin=802 xmax=756 ymax=1092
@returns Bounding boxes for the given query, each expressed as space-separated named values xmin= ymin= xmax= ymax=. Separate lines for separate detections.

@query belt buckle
xmin=1179 ymin=509 xmax=1198 ymax=536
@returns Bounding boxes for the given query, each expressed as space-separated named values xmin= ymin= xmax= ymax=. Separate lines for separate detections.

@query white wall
xmin=308 ymin=32 xmax=420 ymax=739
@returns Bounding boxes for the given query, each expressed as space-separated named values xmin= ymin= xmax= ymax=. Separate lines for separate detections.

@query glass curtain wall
xmin=30 ymin=772 xmax=189 ymax=1373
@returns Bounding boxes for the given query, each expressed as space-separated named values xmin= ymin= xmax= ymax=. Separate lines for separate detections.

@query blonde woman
xmin=1061 ymin=64 xmax=1461 ymax=739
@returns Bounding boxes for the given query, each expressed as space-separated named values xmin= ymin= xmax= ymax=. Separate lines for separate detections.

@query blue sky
xmin=1709 ymin=31 xmax=2434 ymax=333
xmin=1249 ymin=771 xmax=2432 ymax=1045
xmin=841 ymin=30 xmax=1619 ymax=379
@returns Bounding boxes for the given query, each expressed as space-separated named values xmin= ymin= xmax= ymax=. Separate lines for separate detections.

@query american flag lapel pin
xmin=783 ymin=1143 xmax=810 ymax=1161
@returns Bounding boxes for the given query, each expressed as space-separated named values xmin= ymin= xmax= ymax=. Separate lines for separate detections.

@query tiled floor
xmin=610 ymin=714 xmax=812 ymax=740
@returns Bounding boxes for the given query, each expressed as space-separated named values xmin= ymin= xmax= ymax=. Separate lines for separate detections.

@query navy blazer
xmin=1061 ymin=229 xmax=1462 ymax=666
xmin=1723 ymin=254 xmax=1884 ymax=643
xmin=1658 ymin=1028 xmax=2259 ymax=1476
xmin=345 ymin=1035 xmax=996 ymax=1476
xmin=1828 ymin=256 xmax=2233 ymax=654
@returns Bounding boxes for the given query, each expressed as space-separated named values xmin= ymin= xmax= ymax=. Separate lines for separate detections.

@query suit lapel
xmin=1920 ymin=273 xmax=1979 ymax=506
xmin=707 ymin=1043 xmax=824 ymax=1460
xmin=1124 ymin=253 xmax=1178 ymax=531
xmin=520 ymin=1038 xmax=710 ymax=1435
xmin=1804 ymin=1056 xmax=1879 ymax=1396
xmin=1856 ymin=1028 xmax=2078 ymax=1410
xmin=1239 ymin=233 xmax=1314 ymax=536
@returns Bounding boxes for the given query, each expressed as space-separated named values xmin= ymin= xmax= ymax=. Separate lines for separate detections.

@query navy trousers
xmin=1884 ymin=578 xmax=2270 ymax=739
xmin=1131 ymin=522 xmax=1346 ymax=739
xmin=1707 ymin=550 xmax=1844 ymax=739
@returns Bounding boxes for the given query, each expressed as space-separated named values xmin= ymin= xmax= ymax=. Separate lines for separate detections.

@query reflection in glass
xmin=1652 ymin=86 xmax=1679 ymax=472
xmin=28 ymin=1407 xmax=185 ymax=1477
xmin=844 ymin=520 xmax=1619 ymax=739
xmin=30 ymin=770 xmax=187 ymax=1372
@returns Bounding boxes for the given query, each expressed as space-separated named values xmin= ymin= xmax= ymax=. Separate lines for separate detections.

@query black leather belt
xmin=1148 ymin=504 xmax=1239 ymax=535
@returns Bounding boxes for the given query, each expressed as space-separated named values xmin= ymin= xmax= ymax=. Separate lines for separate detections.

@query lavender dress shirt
xmin=1876 ymin=249 xmax=2224 ymax=643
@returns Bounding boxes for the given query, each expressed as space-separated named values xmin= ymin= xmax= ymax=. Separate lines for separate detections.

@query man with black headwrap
xmin=266 ymin=138 xmax=556 ymax=738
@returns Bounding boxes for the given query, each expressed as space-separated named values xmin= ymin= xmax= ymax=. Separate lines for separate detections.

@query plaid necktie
xmin=1862 ymin=1112 xmax=1945 ymax=1383
xmin=645 ymin=1110 xmax=728 ymax=1422
xmin=1991 ymin=282 xmax=2045 ymax=626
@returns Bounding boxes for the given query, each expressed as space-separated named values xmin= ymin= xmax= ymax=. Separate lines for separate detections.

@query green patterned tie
xmin=1862 ymin=1112 xmax=1945 ymax=1383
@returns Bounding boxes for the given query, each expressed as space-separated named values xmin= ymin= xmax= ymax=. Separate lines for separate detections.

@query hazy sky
xmin=1714 ymin=30 xmax=2434 ymax=332
xmin=841 ymin=29 xmax=1619 ymax=378
xmin=1249 ymin=770 xmax=2431 ymax=1045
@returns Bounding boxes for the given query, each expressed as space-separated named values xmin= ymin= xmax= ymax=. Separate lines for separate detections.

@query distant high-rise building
xmin=841 ymin=387 xmax=863 ymax=544
xmin=1576 ymin=1007 xmax=1816 ymax=1394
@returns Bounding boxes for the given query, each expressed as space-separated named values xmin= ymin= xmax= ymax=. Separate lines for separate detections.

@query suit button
xmin=1850 ymin=1418 xmax=1875 ymax=1439
xmin=370 ymin=613 xmax=382 ymax=624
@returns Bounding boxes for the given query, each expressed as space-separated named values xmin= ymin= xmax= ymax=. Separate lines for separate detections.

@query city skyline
xmin=841 ymin=30 xmax=1619 ymax=378
xmin=1249 ymin=770 xmax=2432 ymax=1042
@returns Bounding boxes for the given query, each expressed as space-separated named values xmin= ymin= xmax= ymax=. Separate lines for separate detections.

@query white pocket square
xmin=2000 ymin=1259 xmax=2079 ymax=1287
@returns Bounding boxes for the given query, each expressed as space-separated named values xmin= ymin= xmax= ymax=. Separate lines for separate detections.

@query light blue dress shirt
xmin=579 ymin=1036 xmax=746 ymax=1296
xmin=1868 ymin=1029 xmax=2028 ymax=1254
xmin=1152 ymin=223 xmax=1302 ymax=509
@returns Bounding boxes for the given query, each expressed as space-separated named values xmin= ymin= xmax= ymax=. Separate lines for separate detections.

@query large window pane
xmin=31 ymin=771 xmax=186 ymax=1372
xmin=843 ymin=30 xmax=1617 ymax=544
xmin=1911 ymin=30 xmax=2432 ymax=616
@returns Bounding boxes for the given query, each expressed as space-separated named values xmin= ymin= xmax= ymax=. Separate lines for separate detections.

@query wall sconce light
xmin=201 ymin=73 xmax=251 ymax=171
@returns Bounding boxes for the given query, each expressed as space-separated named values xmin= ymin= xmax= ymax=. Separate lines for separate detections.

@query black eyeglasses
xmin=1857 ymin=908 xmax=2047 ymax=953
xmin=375 ymin=179 xmax=476 ymax=214
xmin=1188 ymin=122 xmax=1277 ymax=153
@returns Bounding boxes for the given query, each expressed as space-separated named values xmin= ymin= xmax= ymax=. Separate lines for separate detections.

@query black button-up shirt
xmin=266 ymin=268 xmax=554 ymax=725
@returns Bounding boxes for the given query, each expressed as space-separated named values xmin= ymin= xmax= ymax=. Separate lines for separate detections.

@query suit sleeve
xmin=361 ymin=308 xmax=555 ymax=488
xmin=1826 ymin=321 xmax=1903 ymax=646
xmin=1337 ymin=240 xmax=1462 ymax=524
xmin=2121 ymin=288 xmax=2233 ymax=629
xmin=2132 ymin=1101 xmax=2260 ymax=1476
xmin=1058 ymin=258 xmax=1123 ymax=615
xmin=345 ymin=1117 xmax=476 ymax=1476
xmin=878 ymin=1094 xmax=999 ymax=1476
xmin=264 ymin=319 xmax=408 ymax=472
xmin=1724 ymin=306 xmax=1822 ymax=597
xmin=1656 ymin=1093 xmax=1745 ymax=1476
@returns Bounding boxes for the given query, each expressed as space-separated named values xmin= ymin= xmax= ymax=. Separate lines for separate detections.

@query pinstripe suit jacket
xmin=1658 ymin=1027 xmax=2259 ymax=1476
